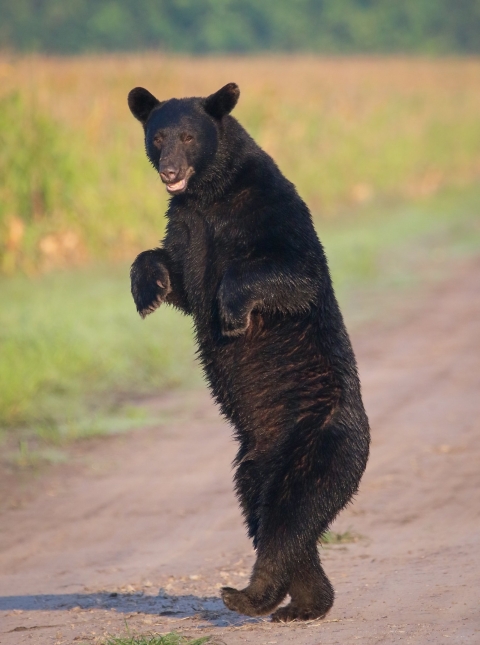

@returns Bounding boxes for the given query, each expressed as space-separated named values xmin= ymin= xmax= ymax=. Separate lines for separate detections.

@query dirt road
xmin=1 ymin=258 xmax=479 ymax=644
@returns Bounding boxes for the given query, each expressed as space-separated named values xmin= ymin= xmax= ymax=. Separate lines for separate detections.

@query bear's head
xmin=128 ymin=83 xmax=240 ymax=195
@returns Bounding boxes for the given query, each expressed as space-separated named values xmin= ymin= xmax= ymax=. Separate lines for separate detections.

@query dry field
xmin=2 ymin=55 xmax=480 ymax=272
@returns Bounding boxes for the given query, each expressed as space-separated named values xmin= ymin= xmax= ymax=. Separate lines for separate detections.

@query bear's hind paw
xmin=271 ymin=602 xmax=331 ymax=623
xmin=220 ymin=586 xmax=268 ymax=617
xmin=221 ymin=585 xmax=286 ymax=617
xmin=221 ymin=586 xmax=258 ymax=616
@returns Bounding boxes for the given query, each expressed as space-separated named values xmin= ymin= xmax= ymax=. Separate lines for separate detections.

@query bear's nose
xmin=159 ymin=167 xmax=179 ymax=184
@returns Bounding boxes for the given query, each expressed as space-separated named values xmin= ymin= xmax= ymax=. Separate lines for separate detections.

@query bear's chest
xmin=174 ymin=209 xmax=252 ymax=309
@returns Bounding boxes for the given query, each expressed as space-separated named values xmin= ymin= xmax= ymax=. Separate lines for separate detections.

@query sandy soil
xmin=1 ymin=258 xmax=479 ymax=645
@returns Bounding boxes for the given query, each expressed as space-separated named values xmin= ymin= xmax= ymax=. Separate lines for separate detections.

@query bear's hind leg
xmin=234 ymin=454 xmax=262 ymax=545
xmin=223 ymin=414 xmax=368 ymax=618
xmin=223 ymin=454 xmax=291 ymax=616
xmin=271 ymin=542 xmax=334 ymax=622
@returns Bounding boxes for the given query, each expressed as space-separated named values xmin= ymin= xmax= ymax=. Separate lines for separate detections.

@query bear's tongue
xmin=166 ymin=178 xmax=186 ymax=193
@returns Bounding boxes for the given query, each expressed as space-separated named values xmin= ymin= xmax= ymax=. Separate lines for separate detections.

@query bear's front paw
xmin=220 ymin=303 xmax=251 ymax=337
xmin=130 ymin=251 xmax=171 ymax=318
xmin=218 ymin=286 xmax=254 ymax=337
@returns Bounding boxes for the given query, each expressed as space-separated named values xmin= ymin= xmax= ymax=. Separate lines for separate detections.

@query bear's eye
xmin=153 ymin=134 xmax=163 ymax=147
xmin=183 ymin=134 xmax=194 ymax=143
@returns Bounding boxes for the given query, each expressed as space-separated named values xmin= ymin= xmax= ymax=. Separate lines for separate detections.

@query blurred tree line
xmin=1 ymin=0 xmax=480 ymax=55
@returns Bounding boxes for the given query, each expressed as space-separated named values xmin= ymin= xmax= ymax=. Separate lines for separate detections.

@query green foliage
xmin=0 ymin=93 xmax=74 ymax=222
xmin=0 ymin=92 xmax=77 ymax=273
xmin=1 ymin=0 xmax=480 ymax=54
xmin=101 ymin=633 xmax=211 ymax=645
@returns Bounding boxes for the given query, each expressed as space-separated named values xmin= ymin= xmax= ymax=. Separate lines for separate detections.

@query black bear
xmin=128 ymin=83 xmax=370 ymax=622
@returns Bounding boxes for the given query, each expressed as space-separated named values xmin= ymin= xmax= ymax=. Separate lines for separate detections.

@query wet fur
xmin=128 ymin=83 xmax=370 ymax=621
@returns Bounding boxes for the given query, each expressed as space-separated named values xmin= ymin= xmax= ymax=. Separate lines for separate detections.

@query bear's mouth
xmin=166 ymin=178 xmax=186 ymax=194
xmin=164 ymin=168 xmax=194 ymax=195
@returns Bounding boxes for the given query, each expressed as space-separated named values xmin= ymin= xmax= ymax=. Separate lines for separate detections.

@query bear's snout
xmin=159 ymin=164 xmax=194 ymax=194
xmin=159 ymin=166 xmax=180 ymax=184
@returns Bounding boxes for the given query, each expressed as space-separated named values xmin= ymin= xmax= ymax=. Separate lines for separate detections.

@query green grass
xmin=322 ymin=186 xmax=480 ymax=323
xmin=0 ymin=185 xmax=479 ymax=450
xmin=101 ymin=633 xmax=211 ymax=645
xmin=0 ymin=263 xmax=199 ymax=437
xmin=320 ymin=530 xmax=361 ymax=545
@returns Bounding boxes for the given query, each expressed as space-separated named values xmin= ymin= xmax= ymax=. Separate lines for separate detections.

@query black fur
xmin=128 ymin=83 xmax=370 ymax=621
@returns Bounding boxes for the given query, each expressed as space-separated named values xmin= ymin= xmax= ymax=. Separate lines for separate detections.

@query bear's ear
xmin=204 ymin=83 xmax=240 ymax=120
xmin=128 ymin=87 xmax=162 ymax=124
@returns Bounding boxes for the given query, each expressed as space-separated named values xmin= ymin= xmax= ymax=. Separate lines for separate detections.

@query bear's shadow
xmin=0 ymin=589 xmax=263 ymax=627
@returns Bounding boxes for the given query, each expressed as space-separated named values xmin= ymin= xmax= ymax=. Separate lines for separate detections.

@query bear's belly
xmin=196 ymin=311 xmax=343 ymax=441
